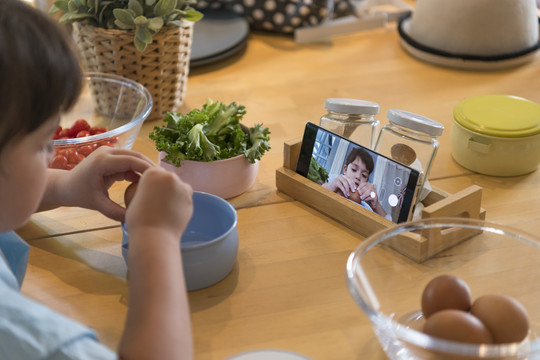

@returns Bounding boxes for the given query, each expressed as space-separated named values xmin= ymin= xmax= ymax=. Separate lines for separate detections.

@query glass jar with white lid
xmin=374 ymin=109 xmax=444 ymax=203
xmin=320 ymin=98 xmax=380 ymax=149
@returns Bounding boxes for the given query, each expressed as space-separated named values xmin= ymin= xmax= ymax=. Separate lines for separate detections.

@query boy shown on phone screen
xmin=322 ymin=147 xmax=390 ymax=219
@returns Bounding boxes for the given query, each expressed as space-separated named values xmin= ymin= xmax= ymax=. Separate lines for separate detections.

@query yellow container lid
xmin=453 ymin=95 xmax=540 ymax=138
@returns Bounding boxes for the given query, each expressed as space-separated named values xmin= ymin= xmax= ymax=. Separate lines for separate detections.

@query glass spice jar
xmin=320 ymin=98 xmax=380 ymax=149
xmin=374 ymin=109 xmax=444 ymax=203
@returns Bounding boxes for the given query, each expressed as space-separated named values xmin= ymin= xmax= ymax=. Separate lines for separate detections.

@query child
xmin=0 ymin=0 xmax=194 ymax=358
xmin=322 ymin=147 xmax=389 ymax=219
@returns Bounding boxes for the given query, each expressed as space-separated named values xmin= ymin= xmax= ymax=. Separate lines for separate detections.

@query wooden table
xmin=17 ymin=20 xmax=540 ymax=359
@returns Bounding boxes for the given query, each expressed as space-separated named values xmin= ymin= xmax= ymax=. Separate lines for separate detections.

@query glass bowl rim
xmin=345 ymin=216 xmax=540 ymax=357
xmin=51 ymin=72 xmax=153 ymax=146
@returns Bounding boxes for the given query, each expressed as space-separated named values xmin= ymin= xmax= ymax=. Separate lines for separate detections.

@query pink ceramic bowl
xmin=159 ymin=152 xmax=259 ymax=199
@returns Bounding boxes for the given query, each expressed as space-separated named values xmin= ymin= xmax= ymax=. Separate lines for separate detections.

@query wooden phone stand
xmin=275 ymin=138 xmax=486 ymax=262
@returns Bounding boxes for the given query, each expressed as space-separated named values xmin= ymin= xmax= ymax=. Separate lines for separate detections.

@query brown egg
xmin=423 ymin=309 xmax=493 ymax=344
xmin=348 ymin=187 xmax=362 ymax=204
xmin=421 ymin=274 xmax=472 ymax=318
xmin=336 ymin=187 xmax=362 ymax=204
xmin=124 ymin=181 xmax=139 ymax=208
xmin=470 ymin=294 xmax=530 ymax=344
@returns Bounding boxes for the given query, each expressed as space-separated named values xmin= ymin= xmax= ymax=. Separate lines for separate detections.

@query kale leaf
xmin=149 ymin=99 xmax=271 ymax=166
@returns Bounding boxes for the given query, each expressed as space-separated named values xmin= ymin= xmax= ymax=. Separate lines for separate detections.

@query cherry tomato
xmin=55 ymin=148 xmax=68 ymax=157
xmin=68 ymin=119 xmax=90 ymax=138
xmin=51 ymin=120 xmax=111 ymax=141
xmin=76 ymin=130 xmax=91 ymax=138
xmin=49 ymin=120 xmax=113 ymax=170
xmin=90 ymin=126 xmax=107 ymax=135
xmin=66 ymin=149 xmax=80 ymax=164
xmin=77 ymin=145 xmax=94 ymax=157
xmin=52 ymin=126 xmax=62 ymax=139
xmin=58 ymin=128 xmax=70 ymax=138
xmin=49 ymin=155 xmax=68 ymax=169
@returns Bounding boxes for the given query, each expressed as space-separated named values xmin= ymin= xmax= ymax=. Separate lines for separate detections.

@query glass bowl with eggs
xmin=346 ymin=217 xmax=540 ymax=359
xmin=49 ymin=72 xmax=152 ymax=170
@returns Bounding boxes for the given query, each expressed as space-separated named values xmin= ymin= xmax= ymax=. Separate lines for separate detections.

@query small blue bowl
xmin=122 ymin=191 xmax=238 ymax=291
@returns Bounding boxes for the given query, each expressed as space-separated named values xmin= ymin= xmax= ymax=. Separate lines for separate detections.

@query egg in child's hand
xmin=336 ymin=187 xmax=362 ymax=204
xmin=124 ymin=181 xmax=139 ymax=208
xmin=421 ymin=274 xmax=472 ymax=318
xmin=348 ymin=187 xmax=362 ymax=204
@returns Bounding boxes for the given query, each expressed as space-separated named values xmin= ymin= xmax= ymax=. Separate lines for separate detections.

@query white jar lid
xmin=387 ymin=109 xmax=444 ymax=137
xmin=324 ymin=98 xmax=380 ymax=115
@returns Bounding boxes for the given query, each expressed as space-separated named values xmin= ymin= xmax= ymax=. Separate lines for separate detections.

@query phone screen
xmin=296 ymin=122 xmax=419 ymax=223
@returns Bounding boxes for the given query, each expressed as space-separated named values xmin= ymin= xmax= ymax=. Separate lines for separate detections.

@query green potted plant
xmin=49 ymin=0 xmax=203 ymax=120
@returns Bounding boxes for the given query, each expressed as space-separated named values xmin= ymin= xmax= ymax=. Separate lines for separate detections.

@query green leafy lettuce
xmin=308 ymin=157 xmax=329 ymax=184
xmin=149 ymin=99 xmax=271 ymax=166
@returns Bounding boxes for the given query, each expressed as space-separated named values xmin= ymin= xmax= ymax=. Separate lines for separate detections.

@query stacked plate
xmin=190 ymin=9 xmax=250 ymax=67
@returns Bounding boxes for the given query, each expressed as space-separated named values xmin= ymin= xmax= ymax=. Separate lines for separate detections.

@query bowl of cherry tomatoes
xmin=50 ymin=72 xmax=152 ymax=170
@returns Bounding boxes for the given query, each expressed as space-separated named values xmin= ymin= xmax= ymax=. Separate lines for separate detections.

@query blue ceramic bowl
xmin=122 ymin=191 xmax=238 ymax=291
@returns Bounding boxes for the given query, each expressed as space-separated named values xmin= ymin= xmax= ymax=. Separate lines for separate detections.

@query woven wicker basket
xmin=72 ymin=22 xmax=194 ymax=121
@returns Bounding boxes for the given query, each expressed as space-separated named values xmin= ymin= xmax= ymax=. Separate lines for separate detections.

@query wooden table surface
xmin=17 ymin=19 xmax=540 ymax=360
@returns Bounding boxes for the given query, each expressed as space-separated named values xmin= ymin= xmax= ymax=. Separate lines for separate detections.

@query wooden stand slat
xmin=275 ymin=139 xmax=486 ymax=262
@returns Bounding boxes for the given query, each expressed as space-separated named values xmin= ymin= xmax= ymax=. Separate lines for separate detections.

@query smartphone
xmin=296 ymin=122 xmax=419 ymax=223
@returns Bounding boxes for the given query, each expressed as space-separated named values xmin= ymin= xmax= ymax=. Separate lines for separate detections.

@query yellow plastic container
xmin=451 ymin=95 xmax=540 ymax=176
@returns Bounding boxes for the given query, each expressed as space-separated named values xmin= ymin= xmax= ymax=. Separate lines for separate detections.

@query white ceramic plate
xmin=225 ymin=350 xmax=311 ymax=360
xmin=397 ymin=14 xmax=540 ymax=70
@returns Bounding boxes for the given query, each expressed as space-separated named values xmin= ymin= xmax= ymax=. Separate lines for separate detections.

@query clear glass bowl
xmin=346 ymin=217 xmax=540 ymax=359
xmin=50 ymin=72 xmax=152 ymax=170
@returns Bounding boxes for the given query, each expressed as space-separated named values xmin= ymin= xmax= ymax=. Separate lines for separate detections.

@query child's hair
xmin=345 ymin=147 xmax=374 ymax=174
xmin=0 ymin=0 xmax=82 ymax=155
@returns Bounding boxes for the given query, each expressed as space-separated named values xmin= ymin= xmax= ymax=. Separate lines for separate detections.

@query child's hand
xmin=322 ymin=174 xmax=356 ymax=197
xmin=356 ymin=182 xmax=388 ymax=217
xmin=356 ymin=182 xmax=379 ymax=207
xmin=125 ymin=166 xmax=193 ymax=241
xmin=119 ymin=167 xmax=193 ymax=359
xmin=46 ymin=146 xmax=155 ymax=221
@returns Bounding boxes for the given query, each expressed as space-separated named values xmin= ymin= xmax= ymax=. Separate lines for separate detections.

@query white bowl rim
xmin=160 ymin=152 xmax=258 ymax=166
xmin=51 ymin=72 xmax=153 ymax=146
xmin=346 ymin=216 xmax=540 ymax=356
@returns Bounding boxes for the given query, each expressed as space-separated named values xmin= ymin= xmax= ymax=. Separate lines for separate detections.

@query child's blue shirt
xmin=0 ymin=231 xmax=116 ymax=359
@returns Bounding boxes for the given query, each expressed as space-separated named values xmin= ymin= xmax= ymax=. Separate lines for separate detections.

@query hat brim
xmin=398 ymin=13 xmax=540 ymax=70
